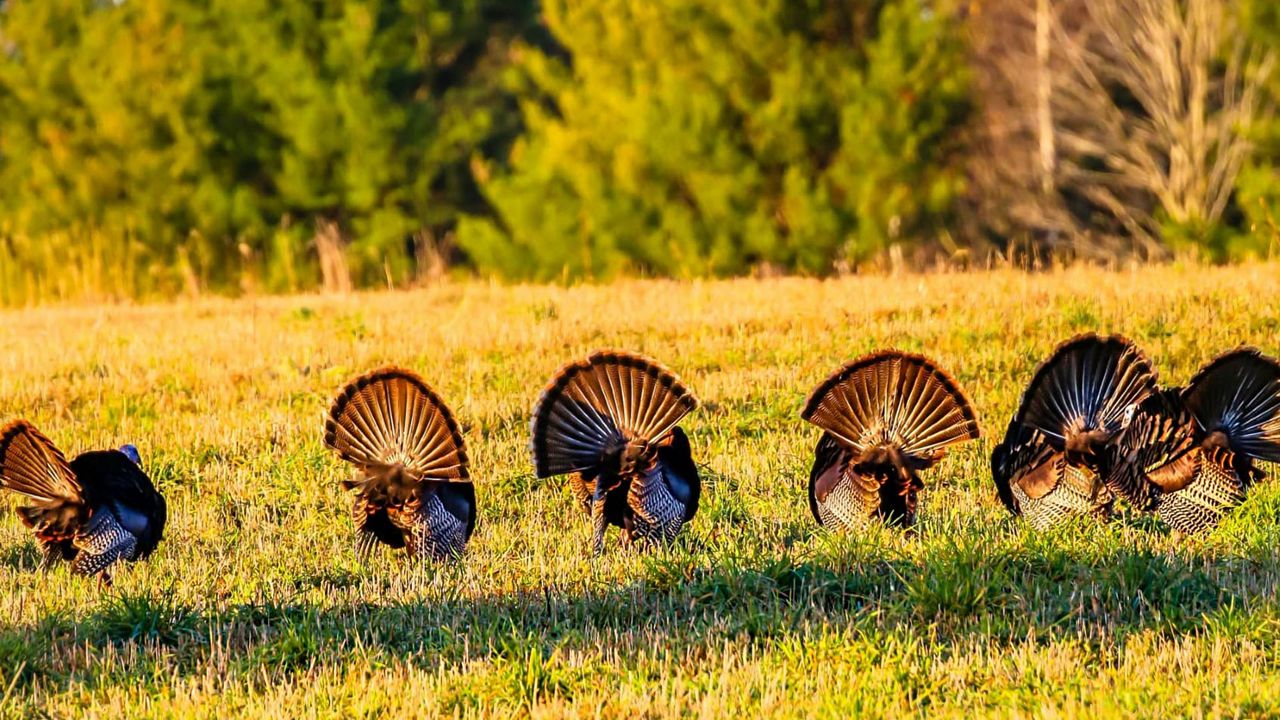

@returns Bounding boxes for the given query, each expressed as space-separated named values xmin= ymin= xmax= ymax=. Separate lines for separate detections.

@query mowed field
xmin=3 ymin=265 xmax=1280 ymax=718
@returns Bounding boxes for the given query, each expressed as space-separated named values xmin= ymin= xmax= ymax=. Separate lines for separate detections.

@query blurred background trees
xmin=0 ymin=0 xmax=543 ymax=299
xmin=967 ymin=0 xmax=1275 ymax=262
xmin=0 ymin=0 xmax=1276 ymax=300
xmin=458 ymin=0 xmax=970 ymax=279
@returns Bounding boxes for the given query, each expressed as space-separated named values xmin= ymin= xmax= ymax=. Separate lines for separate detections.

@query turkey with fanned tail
xmin=1106 ymin=348 xmax=1280 ymax=533
xmin=0 ymin=421 xmax=166 ymax=584
xmin=800 ymin=351 xmax=980 ymax=529
xmin=530 ymin=350 xmax=700 ymax=554
xmin=991 ymin=333 xmax=1158 ymax=529
xmin=324 ymin=367 xmax=475 ymax=560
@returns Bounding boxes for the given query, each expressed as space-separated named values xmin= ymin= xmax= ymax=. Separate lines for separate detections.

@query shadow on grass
xmin=3 ymin=536 xmax=1278 ymax=699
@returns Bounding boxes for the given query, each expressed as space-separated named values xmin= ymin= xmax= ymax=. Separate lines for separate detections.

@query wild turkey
xmin=800 ymin=351 xmax=980 ymax=529
xmin=530 ymin=350 xmax=700 ymax=554
xmin=324 ymin=367 xmax=475 ymax=560
xmin=1107 ymin=348 xmax=1280 ymax=533
xmin=0 ymin=421 xmax=166 ymax=583
xmin=991 ymin=333 xmax=1158 ymax=529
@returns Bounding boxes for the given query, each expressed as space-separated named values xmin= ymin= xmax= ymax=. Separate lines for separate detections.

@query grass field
xmin=3 ymin=265 xmax=1280 ymax=718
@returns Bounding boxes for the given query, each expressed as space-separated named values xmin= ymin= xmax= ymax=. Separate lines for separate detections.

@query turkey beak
xmin=590 ymin=481 xmax=607 ymax=556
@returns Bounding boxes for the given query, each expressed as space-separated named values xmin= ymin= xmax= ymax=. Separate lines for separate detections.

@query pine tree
xmin=0 ymin=0 xmax=540 ymax=298
xmin=459 ymin=0 xmax=971 ymax=280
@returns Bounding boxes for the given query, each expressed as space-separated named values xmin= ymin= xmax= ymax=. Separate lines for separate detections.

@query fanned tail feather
xmin=1182 ymin=347 xmax=1280 ymax=462
xmin=324 ymin=367 xmax=469 ymax=495
xmin=801 ymin=351 xmax=979 ymax=459
xmin=531 ymin=351 xmax=698 ymax=478
xmin=1015 ymin=334 xmax=1157 ymax=446
xmin=0 ymin=420 xmax=87 ymax=538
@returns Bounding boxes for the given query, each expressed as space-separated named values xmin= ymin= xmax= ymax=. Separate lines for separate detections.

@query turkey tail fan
xmin=1182 ymin=347 xmax=1280 ymax=462
xmin=531 ymin=350 xmax=698 ymax=478
xmin=324 ymin=367 xmax=470 ymax=492
xmin=800 ymin=351 xmax=979 ymax=459
xmin=1014 ymin=334 xmax=1157 ymax=446
xmin=0 ymin=420 xmax=88 ymax=537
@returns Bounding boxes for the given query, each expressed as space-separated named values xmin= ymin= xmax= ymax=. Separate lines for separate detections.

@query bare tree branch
xmin=965 ymin=0 xmax=1274 ymax=260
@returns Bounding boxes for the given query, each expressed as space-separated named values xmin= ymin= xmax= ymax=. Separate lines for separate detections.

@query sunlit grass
xmin=1 ymin=264 xmax=1280 ymax=717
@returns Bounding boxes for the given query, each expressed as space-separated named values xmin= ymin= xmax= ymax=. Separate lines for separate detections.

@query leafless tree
xmin=413 ymin=228 xmax=452 ymax=284
xmin=1057 ymin=0 xmax=1274 ymax=250
xmin=314 ymin=219 xmax=353 ymax=294
xmin=963 ymin=0 xmax=1094 ymax=260
xmin=966 ymin=0 xmax=1274 ymax=260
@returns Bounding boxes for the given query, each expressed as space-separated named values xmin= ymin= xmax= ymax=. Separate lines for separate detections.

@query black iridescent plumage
xmin=801 ymin=351 xmax=980 ymax=529
xmin=530 ymin=350 xmax=700 ymax=554
xmin=0 ymin=421 xmax=166 ymax=582
xmin=324 ymin=367 xmax=476 ymax=560
xmin=1108 ymin=348 xmax=1280 ymax=532
xmin=991 ymin=334 xmax=1158 ymax=529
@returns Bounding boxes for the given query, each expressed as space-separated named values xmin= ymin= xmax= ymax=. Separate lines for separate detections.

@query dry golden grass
xmin=2 ymin=264 xmax=1280 ymax=717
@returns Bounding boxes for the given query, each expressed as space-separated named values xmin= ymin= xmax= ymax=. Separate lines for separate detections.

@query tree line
xmin=0 ymin=0 xmax=1276 ymax=301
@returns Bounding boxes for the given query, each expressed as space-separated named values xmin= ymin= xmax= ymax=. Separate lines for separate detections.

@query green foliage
xmin=94 ymin=588 xmax=204 ymax=646
xmin=1237 ymin=0 xmax=1280 ymax=259
xmin=3 ymin=0 xmax=1280 ymax=298
xmin=214 ymin=0 xmax=538 ymax=284
xmin=1234 ymin=164 xmax=1280 ymax=259
xmin=459 ymin=0 xmax=971 ymax=280
xmin=0 ymin=0 xmax=538 ymax=300
xmin=1159 ymin=213 xmax=1262 ymax=263
xmin=0 ymin=0 xmax=214 ymax=297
